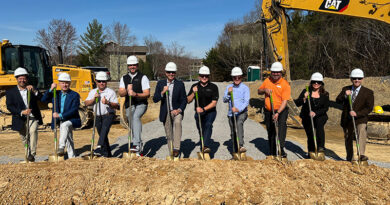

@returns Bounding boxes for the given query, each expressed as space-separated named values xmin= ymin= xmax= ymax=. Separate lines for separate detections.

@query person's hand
xmin=94 ymin=92 xmax=100 ymax=99
xmin=345 ymin=90 xmax=351 ymax=96
xmin=26 ymin=85 xmax=33 ymax=91
xmin=304 ymin=91 xmax=309 ymax=98
xmin=196 ymin=107 xmax=204 ymax=113
xmin=228 ymin=87 xmax=233 ymax=94
xmin=127 ymin=84 xmax=133 ymax=96
xmin=232 ymin=107 xmax=239 ymax=113
xmin=102 ymin=96 xmax=109 ymax=105
xmin=129 ymin=90 xmax=136 ymax=97
xmin=22 ymin=109 xmax=32 ymax=116
xmin=162 ymin=86 xmax=169 ymax=95
xmin=272 ymin=112 xmax=279 ymax=121
xmin=192 ymin=86 xmax=198 ymax=93
xmin=51 ymin=83 xmax=57 ymax=90
xmin=350 ymin=111 xmax=357 ymax=117
xmin=171 ymin=109 xmax=180 ymax=116
xmin=53 ymin=112 xmax=60 ymax=118
xmin=310 ymin=111 xmax=316 ymax=117
xmin=265 ymin=88 xmax=272 ymax=96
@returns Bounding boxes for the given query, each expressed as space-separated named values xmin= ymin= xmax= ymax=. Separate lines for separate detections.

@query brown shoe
xmin=360 ymin=155 xmax=369 ymax=161
xmin=173 ymin=150 xmax=180 ymax=157
xmin=203 ymin=147 xmax=211 ymax=153
xmin=239 ymin=147 xmax=247 ymax=153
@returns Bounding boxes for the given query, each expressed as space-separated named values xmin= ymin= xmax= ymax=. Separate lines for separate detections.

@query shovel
xmin=348 ymin=95 xmax=368 ymax=166
xmin=270 ymin=91 xmax=286 ymax=162
xmin=165 ymin=90 xmax=179 ymax=161
xmin=49 ymin=88 xmax=64 ymax=162
xmin=21 ymin=89 xmax=31 ymax=164
xmin=82 ymin=90 xmax=99 ymax=160
xmin=195 ymin=91 xmax=210 ymax=161
xmin=123 ymin=86 xmax=137 ymax=159
xmin=306 ymin=86 xmax=325 ymax=161
xmin=230 ymin=91 xmax=246 ymax=161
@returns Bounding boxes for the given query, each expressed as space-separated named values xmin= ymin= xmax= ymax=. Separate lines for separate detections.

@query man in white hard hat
xmin=153 ymin=62 xmax=187 ymax=157
xmin=118 ymin=55 xmax=150 ymax=156
xmin=6 ymin=67 xmax=43 ymax=162
xmin=85 ymin=72 xmax=119 ymax=157
xmin=223 ymin=67 xmax=250 ymax=155
xmin=258 ymin=62 xmax=291 ymax=158
xmin=187 ymin=66 xmax=219 ymax=154
xmin=42 ymin=73 xmax=81 ymax=159
xmin=336 ymin=68 xmax=374 ymax=162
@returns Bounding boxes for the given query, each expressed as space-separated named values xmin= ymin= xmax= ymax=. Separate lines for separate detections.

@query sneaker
xmin=57 ymin=148 xmax=65 ymax=156
xmin=239 ymin=147 xmax=247 ymax=153
xmin=130 ymin=145 xmax=140 ymax=153
xmin=360 ymin=155 xmax=369 ymax=161
xmin=203 ymin=147 xmax=211 ymax=153
xmin=27 ymin=155 xmax=35 ymax=162
xmin=173 ymin=149 xmax=180 ymax=157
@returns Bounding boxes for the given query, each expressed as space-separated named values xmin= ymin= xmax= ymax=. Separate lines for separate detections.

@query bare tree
xmin=35 ymin=19 xmax=77 ymax=65
xmin=105 ymin=21 xmax=137 ymax=80
xmin=144 ymin=35 xmax=165 ymax=79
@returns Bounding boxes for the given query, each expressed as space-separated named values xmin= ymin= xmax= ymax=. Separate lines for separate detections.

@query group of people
xmin=6 ymin=56 xmax=374 ymax=163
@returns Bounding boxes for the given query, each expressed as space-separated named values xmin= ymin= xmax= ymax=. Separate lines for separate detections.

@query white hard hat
xmin=165 ymin=62 xmax=177 ymax=72
xmin=270 ymin=62 xmax=283 ymax=72
xmin=127 ymin=55 xmax=138 ymax=65
xmin=350 ymin=68 xmax=364 ymax=78
xmin=14 ymin=67 xmax=28 ymax=77
xmin=95 ymin=71 xmax=109 ymax=81
xmin=58 ymin=73 xmax=71 ymax=82
xmin=199 ymin=66 xmax=210 ymax=75
xmin=310 ymin=72 xmax=324 ymax=81
xmin=231 ymin=67 xmax=243 ymax=76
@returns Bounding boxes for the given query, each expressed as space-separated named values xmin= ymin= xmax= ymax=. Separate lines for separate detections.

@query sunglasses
xmin=199 ymin=75 xmax=209 ymax=78
xmin=233 ymin=76 xmax=241 ymax=79
xmin=166 ymin=71 xmax=176 ymax=74
xmin=97 ymin=80 xmax=107 ymax=83
xmin=352 ymin=78 xmax=362 ymax=80
xmin=311 ymin=81 xmax=322 ymax=85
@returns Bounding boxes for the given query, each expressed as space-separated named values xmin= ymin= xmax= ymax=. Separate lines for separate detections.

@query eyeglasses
xmin=97 ymin=80 xmax=107 ymax=83
xmin=233 ymin=76 xmax=241 ymax=80
xmin=271 ymin=71 xmax=282 ymax=74
xmin=352 ymin=78 xmax=362 ymax=80
xmin=166 ymin=71 xmax=176 ymax=74
xmin=199 ymin=75 xmax=209 ymax=78
xmin=311 ymin=81 xmax=322 ymax=85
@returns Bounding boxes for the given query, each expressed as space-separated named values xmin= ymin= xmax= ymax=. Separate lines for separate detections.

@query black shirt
xmin=188 ymin=82 xmax=219 ymax=112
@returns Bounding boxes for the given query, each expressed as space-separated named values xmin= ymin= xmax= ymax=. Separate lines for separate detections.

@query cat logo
xmin=319 ymin=0 xmax=349 ymax=12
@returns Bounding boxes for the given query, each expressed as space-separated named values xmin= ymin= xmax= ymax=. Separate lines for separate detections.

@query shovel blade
xmin=197 ymin=152 xmax=204 ymax=160
xmin=82 ymin=152 xmax=98 ymax=160
xmin=352 ymin=160 xmax=369 ymax=166
xmin=232 ymin=152 xmax=241 ymax=160
xmin=240 ymin=152 xmax=247 ymax=161
xmin=309 ymin=152 xmax=325 ymax=161
xmin=166 ymin=155 xmax=174 ymax=161
xmin=123 ymin=152 xmax=137 ymax=159
xmin=173 ymin=156 xmax=180 ymax=162
xmin=48 ymin=154 xmax=64 ymax=162
xmin=197 ymin=152 xmax=210 ymax=160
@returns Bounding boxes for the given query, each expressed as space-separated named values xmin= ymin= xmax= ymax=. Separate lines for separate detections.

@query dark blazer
xmin=153 ymin=79 xmax=187 ymax=122
xmin=336 ymin=85 xmax=374 ymax=128
xmin=295 ymin=88 xmax=329 ymax=120
xmin=41 ymin=89 xmax=81 ymax=129
xmin=6 ymin=86 xmax=43 ymax=131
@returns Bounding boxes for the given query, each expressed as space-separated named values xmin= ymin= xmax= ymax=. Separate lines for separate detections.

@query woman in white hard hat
xmin=295 ymin=72 xmax=329 ymax=158
xmin=223 ymin=67 xmax=249 ymax=155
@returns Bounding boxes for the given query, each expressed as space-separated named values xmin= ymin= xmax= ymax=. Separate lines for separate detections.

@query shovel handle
xmin=306 ymin=86 xmax=319 ymax=154
xmin=230 ymin=88 xmax=240 ymax=153
xmin=348 ymin=95 xmax=361 ymax=162
xmin=195 ymin=91 xmax=205 ymax=152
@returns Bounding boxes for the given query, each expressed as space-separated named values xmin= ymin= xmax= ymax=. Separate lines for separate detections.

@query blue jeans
xmin=126 ymin=103 xmax=147 ymax=149
xmin=194 ymin=111 xmax=217 ymax=148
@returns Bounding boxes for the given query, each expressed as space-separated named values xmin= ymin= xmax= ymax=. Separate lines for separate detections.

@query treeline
xmin=34 ymin=19 xmax=194 ymax=80
xmin=204 ymin=9 xmax=390 ymax=81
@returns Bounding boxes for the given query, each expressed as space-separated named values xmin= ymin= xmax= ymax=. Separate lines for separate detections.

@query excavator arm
xmin=261 ymin=0 xmax=390 ymax=80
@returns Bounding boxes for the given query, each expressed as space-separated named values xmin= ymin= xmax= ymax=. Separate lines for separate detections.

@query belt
xmin=97 ymin=112 xmax=115 ymax=117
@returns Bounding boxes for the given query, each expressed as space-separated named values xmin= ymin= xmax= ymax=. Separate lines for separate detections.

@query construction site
xmin=1 ymin=0 xmax=390 ymax=204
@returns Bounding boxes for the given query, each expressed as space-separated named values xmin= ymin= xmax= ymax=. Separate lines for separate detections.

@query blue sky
xmin=0 ymin=0 xmax=257 ymax=58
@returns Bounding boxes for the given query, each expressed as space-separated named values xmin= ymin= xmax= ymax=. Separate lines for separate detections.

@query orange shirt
xmin=259 ymin=77 xmax=291 ymax=111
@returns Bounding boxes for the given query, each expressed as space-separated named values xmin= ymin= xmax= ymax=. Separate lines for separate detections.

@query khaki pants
xmin=18 ymin=118 xmax=39 ymax=157
xmin=164 ymin=113 xmax=183 ymax=151
xmin=344 ymin=123 xmax=367 ymax=161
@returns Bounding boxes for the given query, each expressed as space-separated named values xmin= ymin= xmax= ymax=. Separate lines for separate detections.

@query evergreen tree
xmin=78 ymin=19 xmax=106 ymax=66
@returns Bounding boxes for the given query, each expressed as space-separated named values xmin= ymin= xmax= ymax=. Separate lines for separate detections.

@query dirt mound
xmin=1 ymin=158 xmax=389 ymax=204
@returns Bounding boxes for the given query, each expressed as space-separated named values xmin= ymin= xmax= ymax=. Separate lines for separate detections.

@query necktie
xmin=351 ymin=89 xmax=357 ymax=104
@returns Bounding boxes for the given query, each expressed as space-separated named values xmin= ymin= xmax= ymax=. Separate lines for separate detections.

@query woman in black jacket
xmin=295 ymin=72 xmax=329 ymax=157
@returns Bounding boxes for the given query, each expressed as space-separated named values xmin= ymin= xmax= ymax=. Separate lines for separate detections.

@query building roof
xmin=105 ymin=42 xmax=147 ymax=54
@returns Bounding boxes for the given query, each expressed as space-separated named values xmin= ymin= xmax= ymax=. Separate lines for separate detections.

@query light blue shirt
xmin=59 ymin=92 xmax=67 ymax=119
xmin=223 ymin=82 xmax=250 ymax=116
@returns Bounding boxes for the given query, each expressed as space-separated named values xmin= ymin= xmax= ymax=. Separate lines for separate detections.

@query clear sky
xmin=0 ymin=0 xmax=257 ymax=58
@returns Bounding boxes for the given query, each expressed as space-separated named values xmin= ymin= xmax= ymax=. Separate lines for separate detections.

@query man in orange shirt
xmin=258 ymin=62 xmax=291 ymax=158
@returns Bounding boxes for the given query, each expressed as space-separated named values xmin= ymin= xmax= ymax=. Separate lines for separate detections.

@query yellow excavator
xmin=0 ymin=39 xmax=94 ymax=130
xmin=261 ymin=0 xmax=390 ymax=142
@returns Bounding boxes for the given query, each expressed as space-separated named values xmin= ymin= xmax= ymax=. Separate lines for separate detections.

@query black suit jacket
xmin=336 ymin=85 xmax=374 ymax=127
xmin=295 ymin=88 xmax=329 ymax=120
xmin=153 ymin=79 xmax=187 ymax=122
xmin=6 ymin=86 xmax=43 ymax=131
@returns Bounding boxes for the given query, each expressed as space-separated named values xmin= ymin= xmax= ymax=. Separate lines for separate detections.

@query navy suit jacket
xmin=6 ymin=86 xmax=43 ymax=131
xmin=41 ymin=89 xmax=81 ymax=129
xmin=153 ymin=79 xmax=187 ymax=122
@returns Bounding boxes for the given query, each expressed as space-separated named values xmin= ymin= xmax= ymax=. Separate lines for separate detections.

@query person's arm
xmin=222 ymin=85 xmax=231 ymax=103
xmin=236 ymin=86 xmax=250 ymax=112
xmin=61 ymin=93 xmax=80 ymax=120
xmin=84 ymin=90 xmax=97 ymax=106
xmin=135 ymin=76 xmax=150 ymax=99
xmin=356 ymin=89 xmax=374 ymax=118
xmin=118 ymin=77 xmax=127 ymax=97
xmin=336 ymin=87 xmax=347 ymax=105
xmin=178 ymin=82 xmax=187 ymax=113
xmin=187 ymin=85 xmax=195 ymax=104
xmin=6 ymin=90 xmax=23 ymax=116
xmin=204 ymin=100 xmax=217 ymax=111
xmin=153 ymin=81 xmax=163 ymax=103
xmin=294 ymin=89 xmax=306 ymax=107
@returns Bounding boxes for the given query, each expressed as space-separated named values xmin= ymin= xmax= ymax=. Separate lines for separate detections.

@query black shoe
xmin=203 ymin=147 xmax=211 ymax=153
xmin=173 ymin=149 xmax=180 ymax=157
xmin=27 ymin=155 xmax=35 ymax=162
xmin=318 ymin=147 xmax=325 ymax=153
xmin=57 ymin=148 xmax=65 ymax=156
xmin=360 ymin=155 xmax=369 ymax=161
